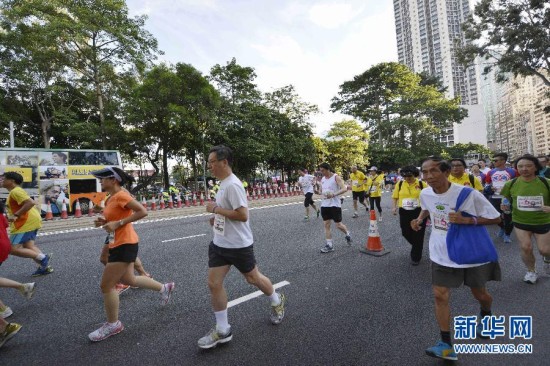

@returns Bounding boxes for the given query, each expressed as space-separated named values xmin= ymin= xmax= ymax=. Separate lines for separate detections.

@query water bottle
xmin=502 ymin=198 xmax=511 ymax=214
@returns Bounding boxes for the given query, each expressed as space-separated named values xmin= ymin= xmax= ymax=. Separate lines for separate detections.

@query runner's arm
xmin=13 ymin=199 xmax=36 ymax=217
xmin=209 ymin=205 xmax=248 ymax=222
xmin=334 ymin=175 xmax=348 ymax=196
xmin=448 ymin=213 xmax=501 ymax=226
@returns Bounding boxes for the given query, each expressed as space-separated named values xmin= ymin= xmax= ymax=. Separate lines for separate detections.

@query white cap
xmin=368 ymin=166 xmax=378 ymax=171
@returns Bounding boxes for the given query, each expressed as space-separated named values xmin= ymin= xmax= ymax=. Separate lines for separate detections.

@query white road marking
xmin=227 ymin=280 xmax=290 ymax=308
xmin=161 ymin=234 xmax=206 ymax=243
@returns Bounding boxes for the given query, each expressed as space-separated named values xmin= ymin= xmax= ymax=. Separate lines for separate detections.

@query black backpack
xmin=398 ymin=180 xmax=424 ymax=191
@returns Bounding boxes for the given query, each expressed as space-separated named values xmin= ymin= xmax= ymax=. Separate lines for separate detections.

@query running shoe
xmin=31 ymin=266 xmax=53 ymax=277
xmin=88 ymin=321 xmax=124 ymax=342
xmin=497 ymin=229 xmax=505 ymax=238
xmin=345 ymin=235 xmax=352 ymax=245
xmin=0 ymin=307 xmax=13 ymax=319
xmin=425 ymin=340 xmax=458 ymax=361
xmin=378 ymin=216 xmax=382 ymax=222
xmin=316 ymin=209 xmax=320 ymax=218
xmin=523 ymin=271 xmax=538 ymax=284
xmin=544 ymin=257 xmax=550 ymax=275
xmin=503 ymin=235 xmax=512 ymax=244
xmin=20 ymin=283 xmax=36 ymax=300
xmin=352 ymin=213 xmax=359 ymax=218
xmin=270 ymin=293 xmax=286 ymax=325
xmin=198 ymin=327 xmax=233 ymax=349
xmin=303 ymin=216 xmax=309 ymax=221
xmin=39 ymin=253 xmax=52 ymax=270
xmin=0 ymin=323 xmax=22 ymax=348
xmin=476 ymin=321 xmax=490 ymax=339
xmin=320 ymin=244 xmax=334 ymax=253
xmin=115 ymin=283 xmax=130 ymax=294
xmin=161 ymin=282 xmax=175 ymax=305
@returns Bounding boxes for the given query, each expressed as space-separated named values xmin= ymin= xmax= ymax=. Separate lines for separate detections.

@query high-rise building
xmin=393 ymin=0 xmax=485 ymax=146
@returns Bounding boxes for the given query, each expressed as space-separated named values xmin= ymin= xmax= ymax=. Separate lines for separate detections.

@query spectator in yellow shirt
xmin=448 ymin=158 xmax=483 ymax=191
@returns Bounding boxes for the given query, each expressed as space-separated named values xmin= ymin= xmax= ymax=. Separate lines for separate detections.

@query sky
xmin=127 ymin=0 xmax=398 ymax=136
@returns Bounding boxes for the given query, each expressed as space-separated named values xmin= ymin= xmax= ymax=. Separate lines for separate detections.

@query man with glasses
xmin=485 ymin=153 xmax=517 ymax=243
xmin=198 ymin=145 xmax=286 ymax=349
xmin=448 ymin=158 xmax=483 ymax=191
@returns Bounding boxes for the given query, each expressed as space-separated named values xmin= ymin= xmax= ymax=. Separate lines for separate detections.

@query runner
xmin=88 ymin=167 xmax=175 ymax=342
xmin=391 ymin=166 xmax=426 ymax=265
xmin=317 ymin=162 xmax=352 ymax=253
xmin=538 ymin=154 xmax=550 ymax=178
xmin=199 ymin=145 xmax=286 ymax=349
xmin=349 ymin=166 xmax=369 ymax=218
xmin=485 ymin=153 xmax=517 ymax=243
xmin=2 ymin=171 xmax=52 ymax=276
xmin=469 ymin=164 xmax=486 ymax=185
xmin=0 ymin=316 xmax=21 ymax=349
xmin=448 ymin=158 xmax=483 ymax=191
xmin=367 ymin=167 xmax=384 ymax=222
xmin=297 ymin=168 xmax=320 ymax=221
xmin=412 ymin=156 xmax=501 ymax=361
xmin=500 ymin=154 xmax=550 ymax=284
xmin=478 ymin=159 xmax=491 ymax=175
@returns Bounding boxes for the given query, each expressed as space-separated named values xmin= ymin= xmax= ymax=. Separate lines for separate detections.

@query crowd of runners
xmin=1 ymin=148 xmax=549 ymax=362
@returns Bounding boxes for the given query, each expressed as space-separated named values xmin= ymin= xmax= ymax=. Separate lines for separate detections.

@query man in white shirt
xmin=297 ymin=168 xmax=320 ymax=221
xmin=478 ymin=159 xmax=491 ymax=175
xmin=199 ymin=145 xmax=286 ymax=349
xmin=411 ymin=156 xmax=501 ymax=362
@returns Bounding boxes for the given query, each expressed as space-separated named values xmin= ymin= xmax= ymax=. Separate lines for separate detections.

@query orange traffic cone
xmin=151 ymin=197 xmax=156 ymax=211
xmin=199 ymin=193 xmax=205 ymax=206
xmin=185 ymin=195 xmax=190 ymax=207
xmin=192 ymin=193 xmax=197 ymax=206
xmin=74 ymin=200 xmax=82 ymax=218
xmin=360 ymin=210 xmax=390 ymax=256
xmin=176 ymin=195 xmax=182 ymax=208
xmin=44 ymin=204 xmax=53 ymax=221
xmin=100 ymin=199 xmax=105 ymax=211
xmin=160 ymin=196 xmax=165 ymax=210
xmin=88 ymin=202 xmax=95 ymax=217
xmin=60 ymin=199 xmax=68 ymax=219
xmin=168 ymin=195 xmax=174 ymax=209
xmin=141 ymin=197 xmax=147 ymax=210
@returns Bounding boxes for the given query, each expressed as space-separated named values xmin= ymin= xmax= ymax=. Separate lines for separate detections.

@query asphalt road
xmin=1 ymin=193 xmax=548 ymax=366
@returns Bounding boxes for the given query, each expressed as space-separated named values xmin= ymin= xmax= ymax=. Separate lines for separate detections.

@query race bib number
xmin=516 ymin=196 xmax=544 ymax=211
xmin=213 ymin=214 xmax=225 ymax=236
xmin=352 ymin=180 xmax=358 ymax=187
xmin=433 ymin=212 xmax=449 ymax=231
xmin=370 ymin=185 xmax=377 ymax=193
xmin=402 ymin=198 xmax=418 ymax=210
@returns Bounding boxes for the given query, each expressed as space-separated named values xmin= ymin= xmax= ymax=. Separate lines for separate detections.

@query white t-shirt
xmin=420 ymin=183 xmax=500 ymax=268
xmin=299 ymin=174 xmax=315 ymax=194
xmin=321 ymin=174 xmax=341 ymax=208
xmin=212 ymin=174 xmax=253 ymax=249
xmin=481 ymin=167 xmax=491 ymax=175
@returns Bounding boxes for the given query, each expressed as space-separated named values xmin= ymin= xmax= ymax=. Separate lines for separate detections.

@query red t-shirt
xmin=0 ymin=215 xmax=11 ymax=263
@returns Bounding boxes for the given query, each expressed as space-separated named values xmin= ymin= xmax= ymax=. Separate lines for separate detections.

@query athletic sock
xmin=35 ymin=253 xmax=46 ymax=261
xmin=214 ymin=310 xmax=230 ymax=333
xmin=480 ymin=308 xmax=492 ymax=319
xmin=268 ymin=291 xmax=281 ymax=306
xmin=441 ymin=331 xmax=452 ymax=345
xmin=346 ymin=232 xmax=351 ymax=237
xmin=108 ymin=321 xmax=119 ymax=327
xmin=326 ymin=239 xmax=333 ymax=246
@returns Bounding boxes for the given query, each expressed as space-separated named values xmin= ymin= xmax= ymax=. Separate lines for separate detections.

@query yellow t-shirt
xmin=449 ymin=173 xmax=483 ymax=191
xmin=392 ymin=179 xmax=425 ymax=209
xmin=7 ymin=187 xmax=42 ymax=234
xmin=350 ymin=171 xmax=366 ymax=192
xmin=367 ymin=174 xmax=384 ymax=197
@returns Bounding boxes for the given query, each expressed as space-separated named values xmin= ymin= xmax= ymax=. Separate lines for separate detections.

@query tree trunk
xmin=94 ymin=72 xmax=107 ymax=149
xmin=162 ymin=145 xmax=169 ymax=190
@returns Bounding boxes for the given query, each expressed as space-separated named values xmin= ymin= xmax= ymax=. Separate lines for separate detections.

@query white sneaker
xmin=523 ymin=271 xmax=538 ymax=284
xmin=88 ymin=321 xmax=124 ymax=342
xmin=378 ymin=216 xmax=382 ymax=222
xmin=161 ymin=282 xmax=175 ymax=305
xmin=20 ymin=283 xmax=36 ymax=300
xmin=0 ymin=307 xmax=13 ymax=319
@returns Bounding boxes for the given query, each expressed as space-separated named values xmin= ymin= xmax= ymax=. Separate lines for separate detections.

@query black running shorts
xmin=320 ymin=207 xmax=343 ymax=223
xmin=304 ymin=192 xmax=315 ymax=207
xmin=208 ymin=242 xmax=257 ymax=274
xmin=513 ymin=222 xmax=550 ymax=235
xmin=431 ymin=261 xmax=501 ymax=288
xmin=108 ymin=243 xmax=139 ymax=263
xmin=352 ymin=191 xmax=365 ymax=203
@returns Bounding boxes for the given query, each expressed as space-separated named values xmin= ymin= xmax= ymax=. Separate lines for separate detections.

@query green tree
xmin=443 ymin=143 xmax=492 ymax=160
xmin=460 ymin=0 xmax=550 ymax=88
xmin=0 ymin=0 xmax=160 ymax=149
xmin=325 ymin=120 xmax=369 ymax=177
xmin=311 ymin=136 xmax=329 ymax=169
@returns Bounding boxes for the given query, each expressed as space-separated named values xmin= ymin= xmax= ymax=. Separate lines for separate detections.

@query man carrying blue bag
xmin=411 ymin=157 xmax=502 ymax=362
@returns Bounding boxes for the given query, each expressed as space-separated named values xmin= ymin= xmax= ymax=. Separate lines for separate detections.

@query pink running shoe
xmin=88 ymin=321 xmax=124 ymax=342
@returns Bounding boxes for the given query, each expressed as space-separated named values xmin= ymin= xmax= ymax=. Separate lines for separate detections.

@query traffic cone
xmin=60 ymin=199 xmax=68 ymax=219
xmin=74 ymin=200 xmax=82 ymax=218
xmin=284 ymin=186 xmax=288 ymax=198
xmin=192 ymin=193 xmax=197 ymax=206
xmin=185 ymin=194 xmax=190 ymax=207
xmin=199 ymin=193 xmax=204 ymax=206
xmin=360 ymin=210 xmax=390 ymax=256
xmin=176 ymin=195 xmax=182 ymax=208
xmin=151 ymin=197 xmax=156 ymax=211
xmin=88 ymin=202 xmax=95 ymax=217
xmin=269 ymin=188 xmax=273 ymax=199
xmin=100 ymin=199 xmax=105 ymax=211
xmin=142 ymin=197 xmax=148 ymax=210
xmin=44 ymin=204 xmax=53 ymax=221
xmin=160 ymin=196 xmax=166 ymax=210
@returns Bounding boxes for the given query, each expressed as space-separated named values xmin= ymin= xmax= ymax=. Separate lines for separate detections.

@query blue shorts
xmin=10 ymin=230 xmax=38 ymax=245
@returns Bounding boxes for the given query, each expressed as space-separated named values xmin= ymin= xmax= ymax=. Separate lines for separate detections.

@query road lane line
xmin=227 ymin=280 xmax=290 ymax=308
xmin=161 ymin=234 xmax=206 ymax=243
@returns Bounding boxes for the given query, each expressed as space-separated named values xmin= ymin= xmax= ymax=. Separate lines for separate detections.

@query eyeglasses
xmin=207 ymin=159 xmax=222 ymax=165
xmin=451 ymin=164 xmax=465 ymax=168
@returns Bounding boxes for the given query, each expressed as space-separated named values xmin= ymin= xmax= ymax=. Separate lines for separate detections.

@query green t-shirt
xmin=501 ymin=178 xmax=550 ymax=225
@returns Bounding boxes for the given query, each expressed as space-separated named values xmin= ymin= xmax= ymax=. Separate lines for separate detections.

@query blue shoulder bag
xmin=446 ymin=187 xmax=499 ymax=264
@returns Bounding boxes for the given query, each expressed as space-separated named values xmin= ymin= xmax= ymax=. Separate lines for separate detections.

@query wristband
xmin=472 ymin=217 xmax=478 ymax=225
xmin=213 ymin=205 xmax=218 ymax=214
